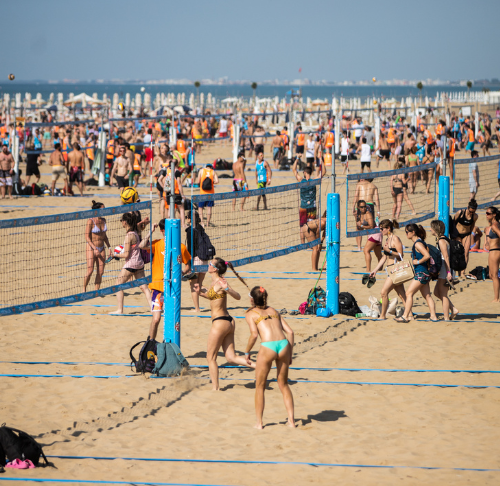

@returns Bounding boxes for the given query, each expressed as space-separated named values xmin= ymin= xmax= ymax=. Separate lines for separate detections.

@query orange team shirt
xmin=436 ymin=124 xmax=443 ymax=135
xmin=468 ymin=129 xmax=475 ymax=142
xmin=297 ymin=133 xmax=305 ymax=146
xmin=200 ymin=168 xmax=214 ymax=195
xmin=387 ymin=128 xmax=395 ymax=143
xmin=325 ymin=131 xmax=334 ymax=148
xmin=107 ymin=140 xmax=114 ymax=159
xmin=177 ymin=139 xmax=187 ymax=157
xmin=449 ymin=138 xmax=456 ymax=157
xmin=0 ymin=126 xmax=6 ymax=139
xmin=281 ymin=133 xmax=289 ymax=146
xmin=425 ymin=130 xmax=434 ymax=144
xmin=149 ymin=239 xmax=191 ymax=292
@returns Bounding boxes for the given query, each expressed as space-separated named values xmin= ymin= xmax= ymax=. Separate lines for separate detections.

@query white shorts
xmin=469 ymin=184 xmax=477 ymax=193
xmin=0 ymin=177 xmax=12 ymax=187
xmin=52 ymin=166 xmax=67 ymax=181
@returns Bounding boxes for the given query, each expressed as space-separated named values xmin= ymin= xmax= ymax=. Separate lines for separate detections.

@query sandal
xmin=279 ymin=308 xmax=287 ymax=315
xmin=367 ymin=276 xmax=376 ymax=288
xmin=395 ymin=316 xmax=409 ymax=323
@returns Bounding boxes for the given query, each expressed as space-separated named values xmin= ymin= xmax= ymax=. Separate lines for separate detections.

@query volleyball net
xmin=189 ymin=179 xmax=323 ymax=272
xmin=345 ymin=163 xmax=437 ymax=237
xmin=0 ymin=201 xmax=152 ymax=317
xmin=452 ymin=155 xmax=500 ymax=211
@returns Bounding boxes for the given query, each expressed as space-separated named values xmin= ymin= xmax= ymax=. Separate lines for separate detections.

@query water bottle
xmin=355 ymin=313 xmax=368 ymax=318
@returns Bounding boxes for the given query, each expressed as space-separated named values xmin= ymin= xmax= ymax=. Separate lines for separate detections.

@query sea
xmin=1 ymin=83 xmax=498 ymax=102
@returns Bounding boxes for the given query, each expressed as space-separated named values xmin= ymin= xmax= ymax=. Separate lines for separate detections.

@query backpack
xmin=427 ymin=244 xmax=443 ymax=280
xmin=338 ymin=292 xmax=362 ymax=317
xmin=152 ymin=341 xmax=189 ymax=377
xmin=201 ymin=171 xmax=213 ymax=191
xmin=0 ymin=425 xmax=49 ymax=467
xmin=195 ymin=227 xmax=216 ymax=260
xmin=305 ymin=286 xmax=326 ymax=314
xmin=130 ymin=338 xmax=158 ymax=373
xmin=448 ymin=238 xmax=467 ymax=272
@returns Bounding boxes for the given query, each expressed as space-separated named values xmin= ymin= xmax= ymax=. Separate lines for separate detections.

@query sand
xmin=1 ymin=141 xmax=499 ymax=485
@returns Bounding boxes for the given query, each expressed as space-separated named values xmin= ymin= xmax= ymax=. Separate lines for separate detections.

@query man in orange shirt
xmin=465 ymin=124 xmax=475 ymax=153
xmin=197 ymin=163 xmax=218 ymax=226
xmin=140 ymin=219 xmax=191 ymax=340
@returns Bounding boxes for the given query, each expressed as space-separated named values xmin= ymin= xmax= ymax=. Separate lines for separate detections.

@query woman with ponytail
xmin=200 ymin=257 xmax=255 ymax=390
xmin=485 ymin=207 xmax=500 ymax=302
xmin=244 ymin=286 xmax=295 ymax=429
xmin=396 ymin=223 xmax=438 ymax=322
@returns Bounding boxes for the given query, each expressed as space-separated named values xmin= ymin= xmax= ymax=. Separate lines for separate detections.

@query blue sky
xmin=2 ymin=0 xmax=498 ymax=82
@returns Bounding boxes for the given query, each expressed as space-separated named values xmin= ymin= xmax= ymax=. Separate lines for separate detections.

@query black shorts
xmin=296 ymin=145 xmax=304 ymax=154
xmin=164 ymin=193 xmax=183 ymax=206
xmin=306 ymin=156 xmax=314 ymax=166
xmin=115 ymin=175 xmax=127 ymax=188
xmin=361 ymin=161 xmax=371 ymax=169
xmin=355 ymin=136 xmax=361 ymax=144
xmin=379 ymin=149 xmax=390 ymax=160
xmin=393 ymin=187 xmax=403 ymax=196
xmin=255 ymin=144 xmax=264 ymax=155
xmin=26 ymin=163 xmax=40 ymax=177
xmin=340 ymin=155 xmax=348 ymax=163
xmin=70 ymin=168 xmax=84 ymax=183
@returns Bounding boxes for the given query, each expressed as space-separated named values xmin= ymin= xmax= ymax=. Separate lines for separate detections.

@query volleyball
xmin=121 ymin=186 xmax=138 ymax=204
xmin=373 ymin=100 xmax=378 ymax=105
xmin=140 ymin=86 xmax=145 ymax=92
xmin=114 ymin=245 xmax=124 ymax=256
xmin=118 ymin=102 xmax=124 ymax=111
xmin=8 ymin=74 xmax=15 ymax=81
xmin=372 ymin=77 xmax=376 ymax=82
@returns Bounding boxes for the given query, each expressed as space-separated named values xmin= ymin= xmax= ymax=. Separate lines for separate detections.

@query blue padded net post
xmin=438 ymin=176 xmax=450 ymax=237
xmin=163 ymin=219 xmax=182 ymax=347
xmin=326 ymin=193 xmax=340 ymax=314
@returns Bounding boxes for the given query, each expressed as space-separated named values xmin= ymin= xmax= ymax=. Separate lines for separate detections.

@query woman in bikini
xmin=109 ymin=212 xmax=152 ymax=314
xmin=485 ymin=207 xmax=500 ymax=302
xmin=200 ymin=258 xmax=256 ymax=390
xmin=244 ymin=286 xmax=295 ymax=429
xmin=405 ymin=146 xmax=419 ymax=194
xmin=369 ymin=219 xmax=407 ymax=319
xmin=83 ymin=200 xmax=112 ymax=292
xmin=430 ymin=220 xmax=459 ymax=320
xmin=300 ymin=210 xmax=327 ymax=271
xmin=395 ymin=224 xmax=438 ymax=323
xmin=452 ymin=199 xmax=479 ymax=273
xmin=390 ymin=161 xmax=405 ymax=220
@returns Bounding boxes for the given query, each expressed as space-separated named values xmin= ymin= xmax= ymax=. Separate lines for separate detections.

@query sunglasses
xmin=405 ymin=230 xmax=413 ymax=234
xmin=358 ymin=205 xmax=366 ymax=209
xmin=209 ymin=262 xmax=216 ymax=268
xmin=486 ymin=211 xmax=493 ymax=215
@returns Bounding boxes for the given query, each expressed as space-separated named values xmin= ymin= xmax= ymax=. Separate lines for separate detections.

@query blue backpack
xmin=152 ymin=341 xmax=189 ymax=377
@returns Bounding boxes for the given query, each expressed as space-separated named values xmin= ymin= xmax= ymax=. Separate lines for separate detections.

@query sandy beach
xmin=1 ymin=142 xmax=499 ymax=485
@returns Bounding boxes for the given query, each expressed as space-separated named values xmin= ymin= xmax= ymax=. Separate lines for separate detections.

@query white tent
xmin=64 ymin=93 xmax=106 ymax=106
xmin=222 ymin=97 xmax=239 ymax=103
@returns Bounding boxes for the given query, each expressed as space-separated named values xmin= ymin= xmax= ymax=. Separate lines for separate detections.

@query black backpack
xmin=0 ymin=425 xmax=49 ymax=467
xmin=445 ymin=237 xmax=467 ymax=272
xmin=130 ymin=338 xmax=158 ymax=373
xmin=427 ymin=244 xmax=443 ymax=280
xmin=202 ymin=175 xmax=213 ymax=192
xmin=338 ymin=292 xmax=362 ymax=317
xmin=195 ymin=227 xmax=216 ymax=261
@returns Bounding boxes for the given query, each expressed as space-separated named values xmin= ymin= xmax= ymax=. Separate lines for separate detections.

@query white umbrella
xmin=222 ymin=97 xmax=239 ymax=103
xmin=64 ymin=93 xmax=106 ymax=106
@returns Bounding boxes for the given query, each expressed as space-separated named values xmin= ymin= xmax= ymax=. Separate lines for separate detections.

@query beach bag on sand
xmin=338 ymin=292 xmax=362 ymax=317
xmin=152 ymin=341 xmax=189 ymax=377
xmin=130 ymin=338 xmax=158 ymax=373
xmin=305 ymin=286 xmax=326 ymax=314
xmin=0 ymin=425 xmax=49 ymax=467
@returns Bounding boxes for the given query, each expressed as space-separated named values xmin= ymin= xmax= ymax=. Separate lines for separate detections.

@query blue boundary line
xmin=2 ymin=361 xmax=499 ymax=374
xmin=346 ymin=162 xmax=438 ymax=181
xmin=0 ymin=277 xmax=151 ymax=317
xmin=0 ymin=479 xmax=232 ymax=486
xmin=43 ymin=455 xmax=500 ymax=472
xmin=0 ymin=200 xmax=150 ymax=229
xmin=191 ymin=178 xmax=320 ymax=203
xmin=193 ymin=238 xmax=320 ymax=272
xmin=2 ymin=374 xmax=499 ymax=389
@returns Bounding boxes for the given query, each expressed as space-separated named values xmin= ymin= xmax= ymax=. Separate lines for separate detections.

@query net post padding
xmin=190 ymin=179 xmax=322 ymax=272
xmin=326 ymin=193 xmax=340 ymax=314
xmin=345 ymin=163 xmax=437 ymax=238
xmin=163 ymin=219 xmax=181 ymax=347
xmin=0 ymin=201 xmax=152 ymax=317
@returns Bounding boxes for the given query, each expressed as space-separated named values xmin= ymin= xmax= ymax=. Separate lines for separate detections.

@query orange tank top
xmin=325 ymin=132 xmax=334 ymax=148
xmin=297 ymin=133 xmax=305 ymax=146
xmin=449 ymin=138 xmax=455 ymax=157
xmin=177 ymin=139 xmax=187 ymax=157
xmin=468 ymin=129 xmax=474 ymax=142
xmin=324 ymin=152 xmax=332 ymax=166
xmin=199 ymin=168 xmax=214 ymax=195
xmin=387 ymin=128 xmax=395 ymax=143
xmin=133 ymin=154 xmax=141 ymax=171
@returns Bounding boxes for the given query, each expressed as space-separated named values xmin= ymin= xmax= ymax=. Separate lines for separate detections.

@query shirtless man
xmin=253 ymin=125 xmax=266 ymax=158
xmin=271 ymin=131 xmax=283 ymax=169
xmin=50 ymin=143 xmax=68 ymax=195
xmin=0 ymin=145 xmax=15 ymax=199
xmin=232 ymin=151 xmax=248 ymax=211
xmin=376 ymin=132 xmax=391 ymax=169
xmin=123 ymin=125 xmax=134 ymax=143
xmin=352 ymin=178 xmax=381 ymax=248
xmin=68 ymin=142 xmax=85 ymax=196
xmin=124 ymin=142 xmax=136 ymax=180
xmin=110 ymin=145 xmax=132 ymax=193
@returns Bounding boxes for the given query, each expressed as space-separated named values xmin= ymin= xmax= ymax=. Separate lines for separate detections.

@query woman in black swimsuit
xmin=452 ymin=199 xmax=479 ymax=273
xmin=485 ymin=207 xmax=500 ymax=302
xmin=390 ymin=160 xmax=405 ymax=219
xmin=200 ymin=258 xmax=255 ymax=390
